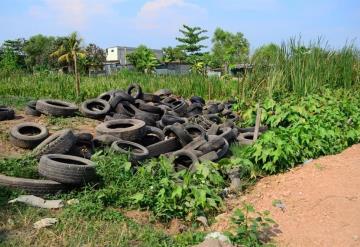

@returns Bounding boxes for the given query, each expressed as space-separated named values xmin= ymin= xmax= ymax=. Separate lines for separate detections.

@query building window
xmin=111 ymin=49 xmax=114 ymax=52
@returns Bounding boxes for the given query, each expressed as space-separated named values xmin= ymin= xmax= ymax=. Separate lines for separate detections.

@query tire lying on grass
xmin=25 ymin=100 xmax=41 ymax=116
xmin=32 ymin=129 xmax=77 ymax=159
xmin=96 ymin=119 xmax=146 ymax=141
xmin=36 ymin=99 xmax=78 ymax=117
xmin=38 ymin=154 xmax=97 ymax=184
xmin=171 ymin=150 xmax=198 ymax=173
xmin=0 ymin=174 xmax=68 ymax=196
xmin=111 ymin=140 xmax=149 ymax=161
xmin=0 ymin=106 xmax=15 ymax=121
xmin=127 ymin=83 xmax=143 ymax=99
xmin=9 ymin=122 xmax=49 ymax=149
xmin=80 ymin=98 xmax=110 ymax=119
xmin=237 ymin=132 xmax=256 ymax=145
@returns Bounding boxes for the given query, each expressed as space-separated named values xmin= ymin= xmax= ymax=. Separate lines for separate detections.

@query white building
xmin=106 ymin=46 xmax=163 ymax=65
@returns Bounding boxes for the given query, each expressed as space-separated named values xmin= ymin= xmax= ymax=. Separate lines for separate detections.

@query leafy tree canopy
xmin=127 ymin=45 xmax=159 ymax=74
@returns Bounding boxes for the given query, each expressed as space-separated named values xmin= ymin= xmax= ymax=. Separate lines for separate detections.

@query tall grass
xmin=248 ymin=38 xmax=360 ymax=98
xmin=0 ymin=70 xmax=240 ymax=102
xmin=0 ymin=38 xmax=359 ymax=102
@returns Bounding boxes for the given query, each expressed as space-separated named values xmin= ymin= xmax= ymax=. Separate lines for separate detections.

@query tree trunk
xmin=73 ymin=52 xmax=80 ymax=97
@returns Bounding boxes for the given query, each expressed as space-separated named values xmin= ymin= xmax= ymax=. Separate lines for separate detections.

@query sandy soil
xmin=213 ymin=144 xmax=360 ymax=247
xmin=0 ymin=112 xmax=99 ymax=158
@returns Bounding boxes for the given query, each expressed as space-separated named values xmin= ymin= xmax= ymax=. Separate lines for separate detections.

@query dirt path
xmin=213 ymin=144 xmax=360 ymax=247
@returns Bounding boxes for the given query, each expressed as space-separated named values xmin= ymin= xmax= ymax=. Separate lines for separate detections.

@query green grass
xmin=0 ymin=39 xmax=358 ymax=104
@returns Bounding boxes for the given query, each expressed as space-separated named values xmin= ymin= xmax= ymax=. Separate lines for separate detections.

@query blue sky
xmin=0 ymin=0 xmax=359 ymax=51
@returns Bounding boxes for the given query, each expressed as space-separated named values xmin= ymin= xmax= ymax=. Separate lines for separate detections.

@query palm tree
xmin=51 ymin=32 xmax=85 ymax=97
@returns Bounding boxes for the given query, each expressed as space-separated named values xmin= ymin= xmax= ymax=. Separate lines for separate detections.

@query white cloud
xmin=135 ymin=0 xmax=207 ymax=31
xmin=28 ymin=0 xmax=124 ymax=30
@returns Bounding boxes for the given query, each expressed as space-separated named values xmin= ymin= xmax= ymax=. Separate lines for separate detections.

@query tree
xmin=176 ymin=25 xmax=208 ymax=57
xmin=23 ymin=34 xmax=57 ymax=71
xmin=251 ymin=43 xmax=281 ymax=65
xmin=0 ymin=48 xmax=19 ymax=71
xmin=162 ymin=46 xmax=186 ymax=64
xmin=0 ymin=38 xmax=27 ymax=70
xmin=127 ymin=45 xmax=159 ymax=74
xmin=83 ymin=43 xmax=105 ymax=74
xmin=51 ymin=32 xmax=85 ymax=97
xmin=211 ymin=28 xmax=250 ymax=73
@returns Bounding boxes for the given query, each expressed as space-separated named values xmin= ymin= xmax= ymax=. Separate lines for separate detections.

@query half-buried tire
xmin=96 ymin=119 xmax=146 ymax=141
xmin=80 ymin=98 xmax=110 ymax=119
xmin=32 ymin=129 xmax=76 ymax=159
xmin=36 ymin=99 xmax=78 ymax=117
xmin=38 ymin=154 xmax=96 ymax=184
xmin=9 ymin=122 xmax=49 ymax=149
xmin=0 ymin=174 xmax=68 ymax=196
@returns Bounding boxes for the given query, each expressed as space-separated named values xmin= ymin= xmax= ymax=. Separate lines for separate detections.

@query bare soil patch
xmin=0 ymin=112 xmax=100 ymax=158
xmin=213 ymin=144 xmax=360 ymax=246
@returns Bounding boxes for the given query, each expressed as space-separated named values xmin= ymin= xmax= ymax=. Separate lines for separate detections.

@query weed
xmin=226 ymin=203 xmax=276 ymax=246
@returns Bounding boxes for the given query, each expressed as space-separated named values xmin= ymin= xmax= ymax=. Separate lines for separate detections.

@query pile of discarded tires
xmin=2 ymin=83 xmax=267 ymax=195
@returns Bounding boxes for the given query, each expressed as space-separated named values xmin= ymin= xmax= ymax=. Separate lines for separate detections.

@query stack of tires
xmin=3 ymin=83 xmax=268 ymax=195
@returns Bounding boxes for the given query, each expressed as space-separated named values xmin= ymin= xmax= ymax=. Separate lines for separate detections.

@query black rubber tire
xmin=190 ymin=96 xmax=205 ymax=105
xmin=127 ymin=84 xmax=143 ymax=99
xmin=160 ymin=114 xmax=187 ymax=127
xmin=93 ymin=134 xmax=120 ymax=148
xmin=218 ymin=127 xmax=237 ymax=143
xmin=133 ymin=109 xmax=160 ymax=126
xmin=197 ymin=135 xmax=225 ymax=154
xmin=115 ymin=102 xmax=136 ymax=117
xmin=161 ymin=96 xmax=177 ymax=105
xmin=141 ymin=93 xmax=161 ymax=103
xmin=163 ymin=124 xmax=193 ymax=147
xmin=110 ymin=91 xmax=135 ymax=108
xmin=205 ymin=114 xmax=222 ymax=124
xmin=0 ymin=174 xmax=68 ymax=196
xmin=111 ymin=140 xmax=149 ymax=161
xmin=206 ymin=104 xmax=220 ymax=114
xmin=136 ymin=126 xmax=165 ymax=146
xmin=137 ymin=101 xmax=163 ymax=115
xmin=39 ymin=154 xmax=97 ymax=184
xmin=66 ymin=143 xmax=93 ymax=159
xmin=0 ymin=106 xmax=15 ymax=121
xmin=96 ymin=119 xmax=146 ymax=141
xmin=171 ymin=100 xmax=188 ymax=116
xmin=237 ymin=132 xmax=255 ymax=145
xmin=98 ymin=91 xmax=116 ymax=103
xmin=214 ymin=137 xmax=229 ymax=159
xmin=112 ymin=113 xmax=132 ymax=120
xmin=187 ymin=103 xmax=203 ymax=117
xmin=9 ymin=122 xmax=49 ymax=149
xmin=171 ymin=150 xmax=198 ymax=173
xmin=80 ymin=99 xmax=110 ymax=119
xmin=75 ymin=132 xmax=93 ymax=144
xmin=226 ymin=112 xmax=240 ymax=122
xmin=154 ymin=89 xmax=172 ymax=97
xmin=36 ymin=99 xmax=78 ymax=117
xmin=237 ymin=126 xmax=268 ymax=133
xmin=183 ymin=123 xmax=206 ymax=139
xmin=32 ymin=129 xmax=77 ymax=159
xmin=147 ymin=137 xmax=181 ymax=158
xmin=25 ymin=101 xmax=41 ymax=116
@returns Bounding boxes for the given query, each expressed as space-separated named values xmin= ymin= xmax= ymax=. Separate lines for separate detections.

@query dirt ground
xmin=213 ymin=144 xmax=360 ymax=247
xmin=0 ymin=112 xmax=99 ymax=158
xmin=1 ymin=112 xmax=360 ymax=246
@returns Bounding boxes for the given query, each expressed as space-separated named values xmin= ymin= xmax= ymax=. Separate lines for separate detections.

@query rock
xmin=33 ymin=218 xmax=58 ymax=229
xmin=9 ymin=195 xmax=63 ymax=209
xmin=194 ymin=238 xmax=234 ymax=247
xmin=196 ymin=216 xmax=209 ymax=227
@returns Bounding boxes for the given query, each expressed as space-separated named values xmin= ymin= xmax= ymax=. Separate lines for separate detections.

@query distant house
xmin=103 ymin=46 xmax=164 ymax=75
xmin=105 ymin=46 xmax=163 ymax=65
